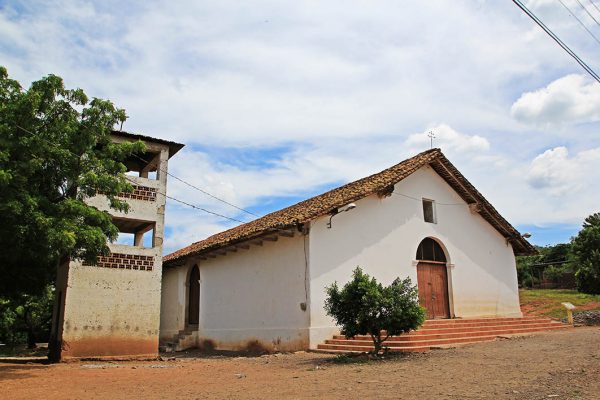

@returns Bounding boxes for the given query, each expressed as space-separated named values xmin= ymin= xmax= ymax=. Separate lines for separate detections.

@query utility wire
xmin=589 ymin=0 xmax=600 ymax=17
xmin=556 ymin=0 xmax=600 ymax=45
xmin=121 ymin=175 xmax=247 ymax=224
xmin=130 ymin=153 xmax=260 ymax=218
xmin=391 ymin=191 xmax=467 ymax=206
xmin=512 ymin=0 xmax=600 ymax=83
xmin=15 ymin=125 xmax=248 ymax=225
xmin=575 ymin=0 xmax=600 ymax=27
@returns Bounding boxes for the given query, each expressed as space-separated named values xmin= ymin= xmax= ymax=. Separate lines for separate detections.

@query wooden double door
xmin=417 ymin=262 xmax=450 ymax=319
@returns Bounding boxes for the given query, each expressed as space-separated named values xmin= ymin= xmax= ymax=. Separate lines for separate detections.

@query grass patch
xmin=520 ymin=289 xmax=600 ymax=319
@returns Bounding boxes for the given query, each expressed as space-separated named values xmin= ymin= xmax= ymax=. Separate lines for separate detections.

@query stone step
xmin=371 ymin=319 xmax=556 ymax=335
xmin=336 ymin=322 xmax=567 ymax=340
xmin=326 ymin=334 xmax=497 ymax=348
xmin=332 ymin=324 xmax=567 ymax=342
xmin=318 ymin=317 xmax=569 ymax=354
xmin=414 ymin=322 xmax=563 ymax=335
xmin=421 ymin=319 xmax=553 ymax=328
xmin=422 ymin=316 xmax=545 ymax=325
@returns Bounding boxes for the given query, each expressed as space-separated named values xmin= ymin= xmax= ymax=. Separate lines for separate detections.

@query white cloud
xmin=3 ymin=0 xmax=600 ymax=247
xmin=161 ymin=124 xmax=499 ymax=252
xmin=511 ymin=74 xmax=600 ymax=125
xmin=405 ymin=124 xmax=490 ymax=154
xmin=527 ymin=146 xmax=600 ymax=195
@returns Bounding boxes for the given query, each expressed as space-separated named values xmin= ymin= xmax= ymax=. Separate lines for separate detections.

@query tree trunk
xmin=370 ymin=334 xmax=382 ymax=356
xmin=47 ymin=258 xmax=63 ymax=363
xmin=26 ymin=327 xmax=36 ymax=349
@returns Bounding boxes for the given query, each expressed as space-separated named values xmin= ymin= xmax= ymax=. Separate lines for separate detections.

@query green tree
xmin=0 ymin=285 xmax=55 ymax=348
xmin=516 ymin=244 xmax=571 ymax=288
xmin=0 ymin=297 xmax=20 ymax=345
xmin=0 ymin=66 xmax=145 ymax=299
xmin=572 ymin=213 xmax=600 ymax=294
xmin=324 ymin=267 xmax=426 ymax=355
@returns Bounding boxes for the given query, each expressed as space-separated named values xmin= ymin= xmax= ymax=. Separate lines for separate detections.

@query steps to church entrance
xmin=317 ymin=316 xmax=569 ymax=353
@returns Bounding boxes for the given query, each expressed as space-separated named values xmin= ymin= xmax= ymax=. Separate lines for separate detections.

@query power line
xmin=15 ymin=125 xmax=248 ymax=225
xmin=575 ymin=0 xmax=600 ymax=27
xmin=556 ymin=0 xmax=600 ymax=45
xmin=130 ymin=153 xmax=260 ymax=218
xmin=124 ymin=175 xmax=247 ymax=224
xmin=512 ymin=0 xmax=600 ymax=83
xmin=168 ymin=173 xmax=259 ymax=218
xmin=589 ymin=0 xmax=600 ymax=17
xmin=391 ymin=191 xmax=466 ymax=206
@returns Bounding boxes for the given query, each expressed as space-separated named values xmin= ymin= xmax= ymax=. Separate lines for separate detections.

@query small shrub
xmin=324 ymin=267 xmax=426 ymax=356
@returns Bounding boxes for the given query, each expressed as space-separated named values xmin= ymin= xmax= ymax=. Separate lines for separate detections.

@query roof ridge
xmin=164 ymin=148 xmax=443 ymax=263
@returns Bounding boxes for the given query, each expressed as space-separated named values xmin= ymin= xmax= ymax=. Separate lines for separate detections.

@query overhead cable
xmin=15 ymin=125 xmax=248 ymax=225
xmin=575 ymin=0 xmax=600 ymax=27
xmin=589 ymin=0 xmax=600 ymax=17
xmin=122 ymin=175 xmax=247 ymax=224
xmin=130 ymin=153 xmax=260 ymax=218
xmin=512 ymin=0 xmax=600 ymax=83
xmin=556 ymin=0 xmax=600 ymax=45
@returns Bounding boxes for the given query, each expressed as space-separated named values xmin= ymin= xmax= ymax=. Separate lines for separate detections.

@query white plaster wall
xmin=308 ymin=165 xmax=521 ymax=348
xmin=161 ymin=234 xmax=310 ymax=352
xmin=60 ymin=244 xmax=162 ymax=358
xmin=159 ymin=265 xmax=187 ymax=340
xmin=55 ymin=141 xmax=171 ymax=359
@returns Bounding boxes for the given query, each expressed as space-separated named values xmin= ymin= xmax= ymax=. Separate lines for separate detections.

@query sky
xmin=1 ymin=0 xmax=599 ymax=254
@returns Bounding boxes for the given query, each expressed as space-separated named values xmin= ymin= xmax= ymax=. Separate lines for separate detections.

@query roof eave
xmin=111 ymin=130 xmax=185 ymax=158
xmin=164 ymin=224 xmax=301 ymax=267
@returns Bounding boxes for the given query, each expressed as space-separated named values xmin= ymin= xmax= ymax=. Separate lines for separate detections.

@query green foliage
xmin=0 ymin=297 xmax=19 ymax=344
xmin=519 ymin=289 xmax=600 ymax=319
xmin=544 ymin=264 xmax=571 ymax=281
xmin=324 ymin=267 xmax=426 ymax=355
xmin=0 ymin=66 xmax=145 ymax=297
xmin=572 ymin=213 xmax=600 ymax=294
xmin=516 ymin=243 xmax=572 ymax=288
xmin=0 ymin=285 xmax=55 ymax=347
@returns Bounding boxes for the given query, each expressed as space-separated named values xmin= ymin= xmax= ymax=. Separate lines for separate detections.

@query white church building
xmin=160 ymin=148 xmax=535 ymax=352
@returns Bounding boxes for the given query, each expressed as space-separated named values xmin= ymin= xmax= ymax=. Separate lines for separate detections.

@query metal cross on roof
xmin=428 ymin=131 xmax=436 ymax=149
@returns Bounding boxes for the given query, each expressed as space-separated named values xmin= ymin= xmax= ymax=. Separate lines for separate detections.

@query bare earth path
xmin=1 ymin=327 xmax=598 ymax=399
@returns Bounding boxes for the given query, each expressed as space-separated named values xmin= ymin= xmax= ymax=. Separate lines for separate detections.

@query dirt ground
xmin=1 ymin=327 xmax=598 ymax=400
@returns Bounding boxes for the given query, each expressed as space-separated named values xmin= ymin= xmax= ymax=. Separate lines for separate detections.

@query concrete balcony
xmin=86 ymin=176 xmax=164 ymax=222
xmin=82 ymin=243 xmax=161 ymax=272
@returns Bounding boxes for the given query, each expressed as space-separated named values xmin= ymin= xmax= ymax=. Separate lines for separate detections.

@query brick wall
xmin=118 ymin=185 xmax=157 ymax=202
xmin=83 ymin=253 xmax=154 ymax=271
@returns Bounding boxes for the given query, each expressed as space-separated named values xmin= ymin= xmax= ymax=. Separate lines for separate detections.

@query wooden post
xmin=562 ymin=302 xmax=576 ymax=326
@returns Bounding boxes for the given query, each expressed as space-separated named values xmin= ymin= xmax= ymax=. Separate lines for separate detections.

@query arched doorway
xmin=188 ymin=265 xmax=200 ymax=326
xmin=416 ymin=238 xmax=450 ymax=319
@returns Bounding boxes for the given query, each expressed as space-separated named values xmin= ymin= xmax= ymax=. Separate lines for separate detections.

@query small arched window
xmin=416 ymin=238 xmax=447 ymax=263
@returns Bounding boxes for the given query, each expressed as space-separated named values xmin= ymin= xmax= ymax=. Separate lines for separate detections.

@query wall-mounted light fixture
xmin=327 ymin=203 xmax=357 ymax=229
xmin=507 ymin=232 xmax=533 ymax=247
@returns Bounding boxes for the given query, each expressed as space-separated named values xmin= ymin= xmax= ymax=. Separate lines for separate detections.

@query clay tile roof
xmin=111 ymin=130 xmax=185 ymax=158
xmin=164 ymin=148 xmax=535 ymax=266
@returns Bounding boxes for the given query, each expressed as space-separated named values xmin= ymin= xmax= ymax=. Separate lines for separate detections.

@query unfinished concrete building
xmin=52 ymin=131 xmax=183 ymax=360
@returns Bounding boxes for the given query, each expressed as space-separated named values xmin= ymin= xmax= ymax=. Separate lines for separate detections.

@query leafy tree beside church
xmin=572 ymin=212 xmax=600 ymax=294
xmin=0 ymin=66 xmax=144 ymax=299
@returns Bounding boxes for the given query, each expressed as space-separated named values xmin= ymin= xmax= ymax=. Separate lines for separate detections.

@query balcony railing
xmin=82 ymin=244 xmax=158 ymax=272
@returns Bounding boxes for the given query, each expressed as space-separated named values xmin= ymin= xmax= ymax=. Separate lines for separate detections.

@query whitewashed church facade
xmin=160 ymin=149 xmax=534 ymax=352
